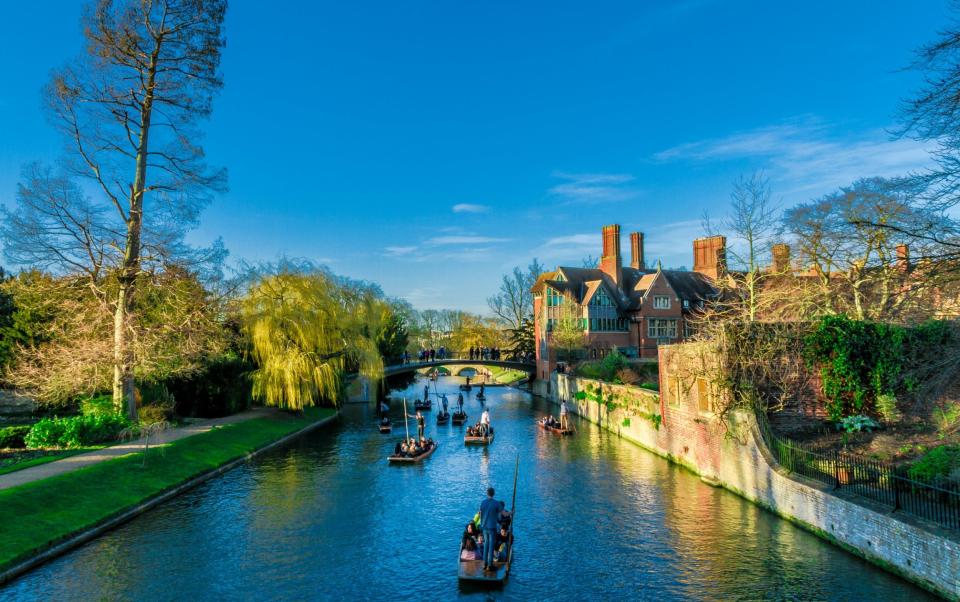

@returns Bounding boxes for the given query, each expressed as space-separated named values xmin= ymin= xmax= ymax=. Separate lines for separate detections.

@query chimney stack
xmin=772 ymin=243 xmax=791 ymax=273
xmin=629 ymin=232 xmax=645 ymax=270
xmin=692 ymin=235 xmax=727 ymax=280
xmin=896 ymin=244 xmax=910 ymax=271
xmin=600 ymin=224 xmax=622 ymax=287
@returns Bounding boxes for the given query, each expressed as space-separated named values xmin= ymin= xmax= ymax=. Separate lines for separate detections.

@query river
xmin=0 ymin=376 xmax=936 ymax=601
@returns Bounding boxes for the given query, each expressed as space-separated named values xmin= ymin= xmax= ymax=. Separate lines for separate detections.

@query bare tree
xmin=28 ymin=0 xmax=227 ymax=419
xmin=487 ymin=258 xmax=544 ymax=329
xmin=784 ymin=178 xmax=946 ymax=321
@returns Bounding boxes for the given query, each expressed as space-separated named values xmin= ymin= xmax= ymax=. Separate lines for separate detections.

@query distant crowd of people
xmin=398 ymin=346 xmax=533 ymax=364
xmin=468 ymin=347 xmax=502 ymax=361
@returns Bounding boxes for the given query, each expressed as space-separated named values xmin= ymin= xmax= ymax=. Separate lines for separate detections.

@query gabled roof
xmin=534 ymin=263 xmax=718 ymax=312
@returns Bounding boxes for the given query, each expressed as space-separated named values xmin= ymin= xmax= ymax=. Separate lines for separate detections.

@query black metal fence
xmin=755 ymin=412 xmax=960 ymax=531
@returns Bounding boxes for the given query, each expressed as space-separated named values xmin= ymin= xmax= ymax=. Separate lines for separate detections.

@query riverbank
xmin=0 ymin=407 xmax=336 ymax=585
xmin=534 ymin=369 xmax=960 ymax=601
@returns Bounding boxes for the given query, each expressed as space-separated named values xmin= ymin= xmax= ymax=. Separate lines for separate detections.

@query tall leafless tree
xmin=32 ymin=0 xmax=227 ymax=419
xmin=487 ymin=258 xmax=544 ymax=330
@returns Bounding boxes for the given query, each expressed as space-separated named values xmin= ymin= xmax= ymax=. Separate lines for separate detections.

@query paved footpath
xmin=0 ymin=408 xmax=273 ymax=491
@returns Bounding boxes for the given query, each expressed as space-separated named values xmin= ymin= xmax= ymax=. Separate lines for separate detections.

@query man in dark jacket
xmin=479 ymin=487 xmax=505 ymax=572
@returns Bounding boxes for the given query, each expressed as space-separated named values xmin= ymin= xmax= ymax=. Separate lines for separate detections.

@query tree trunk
xmin=113 ymin=283 xmax=138 ymax=419
xmin=111 ymin=41 xmax=159 ymax=421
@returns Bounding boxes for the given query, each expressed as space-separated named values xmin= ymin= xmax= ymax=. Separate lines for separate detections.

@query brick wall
xmin=539 ymin=344 xmax=960 ymax=600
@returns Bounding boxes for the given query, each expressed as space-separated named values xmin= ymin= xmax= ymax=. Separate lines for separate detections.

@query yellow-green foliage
xmin=241 ymin=268 xmax=386 ymax=410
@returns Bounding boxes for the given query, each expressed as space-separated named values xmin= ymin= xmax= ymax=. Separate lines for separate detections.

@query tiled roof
xmin=535 ymin=263 xmax=718 ymax=312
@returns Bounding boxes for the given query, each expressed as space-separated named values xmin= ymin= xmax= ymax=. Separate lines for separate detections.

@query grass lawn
xmin=0 ymin=448 xmax=103 ymax=477
xmin=0 ymin=407 xmax=335 ymax=573
xmin=487 ymin=367 xmax=527 ymax=384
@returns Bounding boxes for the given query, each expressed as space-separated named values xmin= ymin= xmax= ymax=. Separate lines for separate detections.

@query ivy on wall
xmin=575 ymin=380 xmax=662 ymax=430
xmin=803 ymin=315 xmax=953 ymax=421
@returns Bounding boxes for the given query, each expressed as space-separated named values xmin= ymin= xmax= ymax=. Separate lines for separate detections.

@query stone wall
xmin=538 ymin=344 xmax=960 ymax=600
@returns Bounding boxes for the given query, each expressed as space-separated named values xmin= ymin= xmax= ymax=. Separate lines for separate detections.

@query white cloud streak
xmin=548 ymin=171 xmax=640 ymax=204
xmin=654 ymin=119 xmax=937 ymax=198
xmin=452 ymin=203 xmax=490 ymax=213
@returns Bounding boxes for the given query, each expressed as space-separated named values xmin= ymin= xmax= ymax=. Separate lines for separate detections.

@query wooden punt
xmin=458 ymin=456 xmax=518 ymax=585
xmin=452 ymin=412 xmax=468 ymax=425
xmin=388 ymin=442 xmax=438 ymax=463
xmin=464 ymin=431 xmax=494 ymax=445
xmin=459 ymin=384 xmax=472 ymax=391
xmin=436 ymin=411 xmax=450 ymax=425
xmin=539 ymin=421 xmax=572 ymax=436
xmin=378 ymin=421 xmax=392 ymax=433
xmin=414 ymin=399 xmax=432 ymax=411
xmin=475 ymin=394 xmax=486 ymax=401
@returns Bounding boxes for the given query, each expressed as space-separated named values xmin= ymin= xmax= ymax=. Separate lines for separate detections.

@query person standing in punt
xmin=416 ymin=410 xmax=425 ymax=440
xmin=560 ymin=399 xmax=569 ymax=431
xmin=480 ymin=407 xmax=491 ymax=437
xmin=479 ymin=487 xmax=505 ymax=573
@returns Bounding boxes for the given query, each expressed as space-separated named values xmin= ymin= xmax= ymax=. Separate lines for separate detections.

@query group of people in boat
xmin=394 ymin=436 xmax=435 ymax=458
xmin=466 ymin=408 xmax=492 ymax=437
xmin=460 ymin=487 xmax=513 ymax=572
xmin=541 ymin=400 xmax=570 ymax=430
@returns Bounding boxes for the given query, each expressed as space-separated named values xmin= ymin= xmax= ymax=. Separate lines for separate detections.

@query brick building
xmin=532 ymin=224 xmax=721 ymax=378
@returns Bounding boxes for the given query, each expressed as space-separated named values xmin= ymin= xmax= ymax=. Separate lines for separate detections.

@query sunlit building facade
xmin=532 ymin=225 xmax=720 ymax=378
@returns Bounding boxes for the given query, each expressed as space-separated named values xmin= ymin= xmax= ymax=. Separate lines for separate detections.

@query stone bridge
xmin=383 ymin=359 xmax=535 ymax=378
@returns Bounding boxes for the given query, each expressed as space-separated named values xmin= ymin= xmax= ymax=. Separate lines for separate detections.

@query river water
xmin=0 ymin=376 xmax=936 ymax=601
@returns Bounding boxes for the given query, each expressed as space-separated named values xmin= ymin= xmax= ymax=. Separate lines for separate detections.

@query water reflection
xmin=0 ymin=375 xmax=936 ymax=601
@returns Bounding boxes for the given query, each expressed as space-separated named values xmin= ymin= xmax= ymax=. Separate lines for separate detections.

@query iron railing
xmin=755 ymin=411 xmax=960 ymax=531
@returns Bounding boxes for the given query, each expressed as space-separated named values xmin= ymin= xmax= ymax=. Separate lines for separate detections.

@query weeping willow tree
xmin=241 ymin=266 xmax=386 ymax=410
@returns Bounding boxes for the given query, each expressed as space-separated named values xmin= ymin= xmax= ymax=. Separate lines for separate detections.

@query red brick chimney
xmin=629 ymin=231 xmax=645 ymax=270
xmin=896 ymin=244 xmax=910 ymax=271
xmin=692 ymin=235 xmax=727 ymax=280
xmin=771 ymin=243 xmax=791 ymax=273
xmin=600 ymin=224 xmax=622 ymax=287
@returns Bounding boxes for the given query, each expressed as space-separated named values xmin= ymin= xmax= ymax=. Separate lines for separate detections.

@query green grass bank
xmin=0 ymin=407 xmax=336 ymax=580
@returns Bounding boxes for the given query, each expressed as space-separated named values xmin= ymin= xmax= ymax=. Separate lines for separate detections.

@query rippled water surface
xmin=1 ymin=377 xmax=937 ymax=601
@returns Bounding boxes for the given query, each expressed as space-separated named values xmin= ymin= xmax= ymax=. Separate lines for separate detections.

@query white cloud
xmin=549 ymin=171 xmax=640 ymax=204
xmin=452 ymin=203 xmax=490 ymax=213
xmin=426 ymin=235 xmax=510 ymax=245
xmin=654 ymin=119 xmax=937 ymax=199
xmin=384 ymin=246 xmax=416 ymax=257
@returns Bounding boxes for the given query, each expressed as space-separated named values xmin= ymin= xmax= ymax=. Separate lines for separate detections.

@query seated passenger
xmin=394 ymin=442 xmax=402 ymax=456
xmin=460 ymin=536 xmax=480 ymax=560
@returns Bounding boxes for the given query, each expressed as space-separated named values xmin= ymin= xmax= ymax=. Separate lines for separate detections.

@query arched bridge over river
xmin=383 ymin=358 xmax=535 ymax=378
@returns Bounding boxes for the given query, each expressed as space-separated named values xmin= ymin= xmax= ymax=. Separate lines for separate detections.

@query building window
xmin=697 ymin=377 xmax=712 ymax=413
xmin=590 ymin=289 xmax=615 ymax=307
xmin=670 ymin=376 xmax=682 ymax=407
xmin=647 ymin=319 xmax=678 ymax=338
xmin=653 ymin=296 xmax=670 ymax=309
xmin=682 ymin=299 xmax=690 ymax=309
xmin=683 ymin=321 xmax=695 ymax=338
xmin=546 ymin=287 xmax=564 ymax=307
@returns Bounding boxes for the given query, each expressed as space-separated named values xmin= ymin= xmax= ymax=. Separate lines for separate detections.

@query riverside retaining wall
xmin=533 ymin=344 xmax=960 ymax=600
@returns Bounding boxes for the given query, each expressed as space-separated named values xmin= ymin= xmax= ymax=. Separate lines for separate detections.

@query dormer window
xmin=590 ymin=288 xmax=614 ymax=307
xmin=682 ymin=299 xmax=690 ymax=309
xmin=653 ymin=295 xmax=670 ymax=309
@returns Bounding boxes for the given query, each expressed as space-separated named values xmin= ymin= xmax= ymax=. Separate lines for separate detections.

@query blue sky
xmin=0 ymin=1 xmax=950 ymax=313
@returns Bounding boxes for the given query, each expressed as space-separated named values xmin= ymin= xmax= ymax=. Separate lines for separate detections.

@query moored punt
xmin=388 ymin=441 xmax=438 ymax=463
xmin=539 ymin=420 xmax=572 ymax=436
xmin=452 ymin=412 xmax=468 ymax=425
xmin=464 ymin=431 xmax=494 ymax=445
